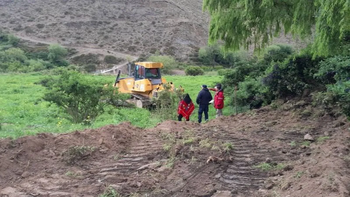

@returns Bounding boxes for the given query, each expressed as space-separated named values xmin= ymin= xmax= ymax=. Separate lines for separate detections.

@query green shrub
xmin=198 ymin=43 xmax=251 ymax=68
xmin=222 ymin=62 xmax=267 ymax=87
xmin=262 ymin=54 xmax=323 ymax=98
xmin=185 ymin=66 xmax=204 ymax=76
xmin=218 ymin=69 xmax=231 ymax=76
xmin=327 ymin=82 xmax=350 ymax=118
xmin=315 ymin=55 xmax=350 ymax=84
xmin=104 ymin=55 xmax=123 ymax=64
xmin=263 ymin=44 xmax=294 ymax=63
xmin=71 ymin=53 xmax=101 ymax=66
xmin=42 ymin=70 xmax=120 ymax=123
xmin=235 ymin=77 xmax=271 ymax=109
xmin=83 ymin=64 xmax=97 ymax=73
xmin=48 ymin=44 xmax=68 ymax=65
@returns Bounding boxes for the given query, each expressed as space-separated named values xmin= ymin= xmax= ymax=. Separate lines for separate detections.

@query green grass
xmin=0 ymin=72 xmax=224 ymax=139
xmin=165 ymin=74 xmax=232 ymax=121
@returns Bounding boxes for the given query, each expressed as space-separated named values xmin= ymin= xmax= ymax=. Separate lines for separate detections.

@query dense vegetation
xmin=203 ymin=0 xmax=350 ymax=57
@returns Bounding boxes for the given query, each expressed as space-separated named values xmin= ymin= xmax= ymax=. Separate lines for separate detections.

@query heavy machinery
xmin=114 ymin=62 xmax=171 ymax=108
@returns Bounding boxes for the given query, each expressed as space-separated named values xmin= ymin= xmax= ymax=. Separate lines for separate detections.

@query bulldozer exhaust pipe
xmin=114 ymin=70 xmax=121 ymax=86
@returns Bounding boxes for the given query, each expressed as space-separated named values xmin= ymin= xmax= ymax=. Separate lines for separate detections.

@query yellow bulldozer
xmin=114 ymin=62 xmax=172 ymax=108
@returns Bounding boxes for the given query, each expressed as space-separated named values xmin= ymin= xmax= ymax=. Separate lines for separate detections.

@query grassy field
xmin=0 ymin=72 xmax=226 ymax=139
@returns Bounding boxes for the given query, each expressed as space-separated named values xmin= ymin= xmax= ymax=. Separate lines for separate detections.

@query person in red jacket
xmin=177 ymin=93 xmax=195 ymax=121
xmin=209 ymin=83 xmax=224 ymax=118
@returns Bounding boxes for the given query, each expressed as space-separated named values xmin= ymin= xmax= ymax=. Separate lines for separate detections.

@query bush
xmin=263 ymin=44 xmax=294 ymax=63
xmin=104 ymin=55 xmax=124 ymax=64
xmin=42 ymin=71 xmax=120 ymax=123
xmin=262 ymin=54 xmax=323 ymax=98
xmin=315 ymin=55 xmax=350 ymax=84
xmin=185 ymin=66 xmax=204 ymax=76
xmin=235 ymin=77 xmax=271 ymax=109
xmin=198 ymin=43 xmax=251 ymax=68
xmin=71 ymin=53 xmax=101 ymax=66
xmin=326 ymin=82 xmax=350 ymax=118
xmin=48 ymin=44 xmax=68 ymax=65
xmin=221 ymin=62 xmax=268 ymax=87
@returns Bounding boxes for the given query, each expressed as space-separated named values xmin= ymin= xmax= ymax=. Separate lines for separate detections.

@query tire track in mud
xmin=96 ymin=131 xmax=165 ymax=186
xmin=175 ymin=125 xmax=303 ymax=196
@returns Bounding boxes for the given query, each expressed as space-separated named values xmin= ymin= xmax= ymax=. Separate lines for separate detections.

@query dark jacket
xmin=196 ymin=88 xmax=213 ymax=106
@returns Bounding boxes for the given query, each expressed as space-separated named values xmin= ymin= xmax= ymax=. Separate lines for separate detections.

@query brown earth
xmin=1 ymin=100 xmax=350 ymax=197
xmin=0 ymin=0 xmax=209 ymax=61
xmin=0 ymin=0 xmax=307 ymax=62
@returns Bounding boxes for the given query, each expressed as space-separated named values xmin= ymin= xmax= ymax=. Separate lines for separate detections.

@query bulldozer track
xmin=96 ymin=132 xmax=165 ymax=185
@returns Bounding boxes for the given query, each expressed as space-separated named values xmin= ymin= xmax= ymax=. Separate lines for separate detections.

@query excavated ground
xmin=1 ymin=100 xmax=350 ymax=197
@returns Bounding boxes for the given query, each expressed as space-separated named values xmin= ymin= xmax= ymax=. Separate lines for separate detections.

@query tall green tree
xmin=203 ymin=0 xmax=350 ymax=57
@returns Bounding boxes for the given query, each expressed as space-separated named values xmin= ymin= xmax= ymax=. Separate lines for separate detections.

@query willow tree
xmin=203 ymin=0 xmax=350 ymax=57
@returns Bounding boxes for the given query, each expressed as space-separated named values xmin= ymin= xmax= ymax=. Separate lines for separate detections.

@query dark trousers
xmin=198 ymin=104 xmax=209 ymax=123
xmin=178 ymin=114 xmax=189 ymax=121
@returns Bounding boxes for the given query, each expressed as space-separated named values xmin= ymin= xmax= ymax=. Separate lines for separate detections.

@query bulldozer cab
xmin=135 ymin=66 xmax=161 ymax=80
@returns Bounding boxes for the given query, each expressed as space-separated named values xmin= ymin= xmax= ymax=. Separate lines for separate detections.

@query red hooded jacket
xmin=210 ymin=88 xmax=224 ymax=109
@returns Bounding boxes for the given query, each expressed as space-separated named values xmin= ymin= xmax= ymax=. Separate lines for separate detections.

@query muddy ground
xmin=1 ymin=100 xmax=350 ymax=197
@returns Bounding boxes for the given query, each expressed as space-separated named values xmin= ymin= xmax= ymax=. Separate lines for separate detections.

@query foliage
xmin=153 ymin=84 xmax=181 ymax=120
xmin=42 ymin=70 xmax=119 ymax=123
xmin=104 ymin=55 xmax=124 ymax=64
xmin=198 ymin=43 xmax=251 ymax=67
xmin=48 ymin=44 xmax=68 ymax=66
xmin=99 ymin=186 xmax=121 ymax=197
xmin=326 ymin=82 xmax=350 ymax=118
xmin=71 ymin=53 xmax=101 ymax=66
xmin=263 ymin=44 xmax=294 ymax=63
xmin=314 ymin=56 xmax=350 ymax=84
xmin=185 ymin=66 xmax=204 ymax=76
xmin=262 ymin=54 xmax=323 ymax=98
xmin=203 ymin=0 xmax=350 ymax=57
xmin=221 ymin=61 xmax=268 ymax=87
xmin=146 ymin=55 xmax=177 ymax=74
xmin=235 ymin=77 xmax=272 ymax=109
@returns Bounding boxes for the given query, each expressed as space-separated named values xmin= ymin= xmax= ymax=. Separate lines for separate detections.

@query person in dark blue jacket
xmin=196 ymin=85 xmax=213 ymax=123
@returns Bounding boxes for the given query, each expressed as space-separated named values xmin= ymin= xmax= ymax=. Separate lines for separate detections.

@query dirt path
xmin=0 ymin=101 xmax=350 ymax=197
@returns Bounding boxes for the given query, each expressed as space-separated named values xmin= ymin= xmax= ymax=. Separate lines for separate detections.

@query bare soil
xmin=1 ymin=100 xmax=350 ymax=197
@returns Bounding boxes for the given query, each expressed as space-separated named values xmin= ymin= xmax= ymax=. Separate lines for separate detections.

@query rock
xmin=137 ymin=161 xmax=161 ymax=171
xmin=304 ymin=134 xmax=314 ymax=141
xmin=211 ymin=190 xmax=232 ymax=197
xmin=264 ymin=180 xmax=275 ymax=190
xmin=265 ymin=158 xmax=272 ymax=163
xmin=214 ymin=173 xmax=221 ymax=179
xmin=21 ymin=171 xmax=30 ymax=178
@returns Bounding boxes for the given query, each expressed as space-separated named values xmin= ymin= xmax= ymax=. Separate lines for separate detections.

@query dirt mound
xmin=1 ymin=101 xmax=350 ymax=197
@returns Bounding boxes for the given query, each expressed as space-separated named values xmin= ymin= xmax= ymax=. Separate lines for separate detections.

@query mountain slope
xmin=0 ymin=0 xmax=209 ymax=60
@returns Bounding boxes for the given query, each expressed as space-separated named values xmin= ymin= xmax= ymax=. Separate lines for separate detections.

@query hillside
xmin=1 ymin=100 xmax=350 ymax=197
xmin=0 ymin=0 xmax=309 ymax=62
xmin=0 ymin=0 xmax=209 ymax=61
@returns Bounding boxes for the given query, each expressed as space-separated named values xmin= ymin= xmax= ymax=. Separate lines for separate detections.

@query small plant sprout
xmin=222 ymin=142 xmax=233 ymax=152
xmin=99 ymin=186 xmax=121 ymax=197
xmin=166 ymin=157 xmax=176 ymax=168
xmin=294 ymin=171 xmax=304 ymax=178
xmin=183 ymin=137 xmax=195 ymax=145
xmin=163 ymin=144 xmax=172 ymax=152
xmin=317 ymin=136 xmax=330 ymax=143
xmin=199 ymin=138 xmax=211 ymax=148
xmin=253 ymin=162 xmax=273 ymax=171
xmin=301 ymin=141 xmax=311 ymax=147
xmin=290 ymin=141 xmax=297 ymax=147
